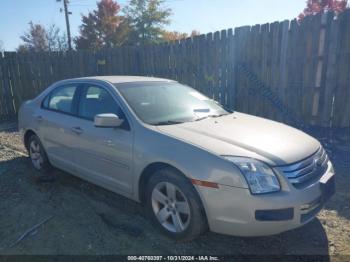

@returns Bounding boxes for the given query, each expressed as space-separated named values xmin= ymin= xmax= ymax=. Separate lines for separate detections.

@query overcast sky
xmin=0 ymin=0 xmax=306 ymax=51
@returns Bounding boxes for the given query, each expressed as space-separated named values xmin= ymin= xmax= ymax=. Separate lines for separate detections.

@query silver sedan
xmin=18 ymin=76 xmax=335 ymax=241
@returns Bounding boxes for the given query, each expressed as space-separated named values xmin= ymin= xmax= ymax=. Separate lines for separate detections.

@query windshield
xmin=116 ymin=82 xmax=230 ymax=125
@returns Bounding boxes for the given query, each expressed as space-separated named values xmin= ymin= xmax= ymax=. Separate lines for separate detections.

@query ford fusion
xmin=18 ymin=76 xmax=335 ymax=241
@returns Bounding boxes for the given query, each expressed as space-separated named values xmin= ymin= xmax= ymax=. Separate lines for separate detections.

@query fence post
xmin=1 ymin=53 xmax=16 ymax=119
xmin=227 ymin=28 xmax=235 ymax=111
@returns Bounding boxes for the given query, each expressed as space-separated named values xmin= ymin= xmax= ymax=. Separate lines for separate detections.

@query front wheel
xmin=145 ymin=168 xmax=208 ymax=241
xmin=28 ymin=134 xmax=51 ymax=172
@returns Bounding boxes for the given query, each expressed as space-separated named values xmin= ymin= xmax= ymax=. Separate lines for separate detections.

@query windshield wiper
xmin=153 ymin=120 xmax=185 ymax=126
xmin=211 ymin=113 xmax=230 ymax=118
xmin=194 ymin=113 xmax=230 ymax=122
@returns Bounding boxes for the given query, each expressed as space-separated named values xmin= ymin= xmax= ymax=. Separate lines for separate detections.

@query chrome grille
xmin=278 ymin=147 xmax=329 ymax=188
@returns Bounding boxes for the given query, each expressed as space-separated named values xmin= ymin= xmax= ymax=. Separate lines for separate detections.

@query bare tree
xmin=0 ymin=40 xmax=4 ymax=53
xmin=18 ymin=21 xmax=48 ymax=52
xmin=46 ymin=24 xmax=68 ymax=51
xmin=18 ymin=22 xmax=68 ymax=52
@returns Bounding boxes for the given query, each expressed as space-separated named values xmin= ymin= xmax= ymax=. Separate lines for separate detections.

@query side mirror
xmin=94 ymin=113 xmax=124 ymax=128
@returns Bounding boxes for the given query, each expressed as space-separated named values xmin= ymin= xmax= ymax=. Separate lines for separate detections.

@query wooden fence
xmin=0 ymin=10 xmax=350 ymax=127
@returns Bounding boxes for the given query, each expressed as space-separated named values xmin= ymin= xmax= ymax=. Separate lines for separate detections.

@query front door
xmin=70 ymin=84 xmax=134 ymax=194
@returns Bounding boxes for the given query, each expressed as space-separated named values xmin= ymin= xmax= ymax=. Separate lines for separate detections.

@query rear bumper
xmin=195 ymin=161 xmax=335 ymax=237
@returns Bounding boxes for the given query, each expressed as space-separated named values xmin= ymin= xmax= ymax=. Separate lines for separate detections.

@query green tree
xmin=75 ymin=0 xmax=130 ymax=50
xmin=124 ymin=0 xmax=171 ymax=45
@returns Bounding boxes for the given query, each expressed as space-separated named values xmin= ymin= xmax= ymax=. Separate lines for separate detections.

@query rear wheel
xmin=145 ymin=168 xmax=207 ymax=241
xmin=28 ymin=134 xmax=51 ymax=172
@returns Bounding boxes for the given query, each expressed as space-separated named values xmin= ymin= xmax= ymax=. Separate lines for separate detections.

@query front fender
xmin=132 ymin=126 xmax=249 ymax=199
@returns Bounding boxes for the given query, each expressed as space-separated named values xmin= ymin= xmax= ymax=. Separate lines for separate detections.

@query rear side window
xmin=78 ymin=85 xmax=124 ymax=120
xmin=43 ymin=85 xmax=77 ymax=114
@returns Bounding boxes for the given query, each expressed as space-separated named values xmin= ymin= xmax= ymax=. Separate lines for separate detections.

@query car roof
xmin=70 ymin=75 xmax=175 ymax=84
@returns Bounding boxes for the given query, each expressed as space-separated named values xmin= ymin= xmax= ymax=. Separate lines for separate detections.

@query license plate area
xmin=320 ymin=175 xmax=335 ymax=203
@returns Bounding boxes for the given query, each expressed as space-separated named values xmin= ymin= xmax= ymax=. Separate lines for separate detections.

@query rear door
xmin=37 ymin=83 xmax=81 ymax=173
xmin=69 ymin=83 xmax=134 ymax=194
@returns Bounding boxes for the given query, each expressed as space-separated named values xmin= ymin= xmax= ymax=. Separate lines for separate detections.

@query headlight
xmin=223 ymin=156 xmax=280 ymax=194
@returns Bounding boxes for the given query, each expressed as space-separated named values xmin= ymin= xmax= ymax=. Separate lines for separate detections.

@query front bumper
xmin=195 ymin=161 xmax=335 ymax=237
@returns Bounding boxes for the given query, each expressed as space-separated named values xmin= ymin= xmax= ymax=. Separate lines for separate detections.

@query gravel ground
xmin=0 ymin=121 xmax=349 ymax=258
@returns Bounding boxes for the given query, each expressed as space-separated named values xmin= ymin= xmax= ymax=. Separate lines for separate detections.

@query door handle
xmin=71 ymin=126 xmax=83 ymax=135
xmin=105 ymin=140 xmax=115 ymax=147
xmin=35 ymin=115 xmax=43 ymax=122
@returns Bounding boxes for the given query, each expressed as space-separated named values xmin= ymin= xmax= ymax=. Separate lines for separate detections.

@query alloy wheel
xmin=29 ymin=139 xmax=44 ymax=170
xmin=151 ymin=182 xmax=191 ymax=233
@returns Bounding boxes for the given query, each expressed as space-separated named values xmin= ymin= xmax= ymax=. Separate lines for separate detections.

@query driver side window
xmin=78 ymin=85 xmax=125 ymax=121
xmin=42 ymin=85 xmax=77 ymax=114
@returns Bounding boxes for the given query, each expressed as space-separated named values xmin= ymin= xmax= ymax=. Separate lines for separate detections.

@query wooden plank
xmin=227 ymin=28 xmax=235 ymax=110
xmin=219 ymin=29 xmax=227 ymax=106
xmin=314 ymin=12 xmax=334 ymax=127
xmin=0 ymin=53 xmax=7 ymax=120
xmin=31 ymin=52 xmax=41 ymax=95
xmin=197 ymin=34 xmax=205 ymax=95
xmin=249 ymin=24 xmax=261 ymax=117
xmin=278 ymin=20 xmax=290 ymax=122
xmin=4 ymin=52 xmax=20 ymax=113
xmin=192 ymin=35 xmax=199 ymax=90
xmin=238 ymin=26 xmax=251 ymax=114
xmin=338 ymin=10 xmax=350 ymax=127
xmin=243 ymin=26 xmax=252 ymax=115
xmin=300 ymin=14 xmax=320 ymax=126
xmin=1 ymin=54 xmax=15 ymax=118
xmin=308 ymin=13 xmax=323 ymax=126
xmin=38 ymin=52 xmax=49 ymax=93
xmin=206 ymin=32 xmax=214 ymax=99
xmin=297 ymin=15 xmax=311 ymax=125
xmin=168 ymin=42 xmax=175 ymax=80
xmin=16 ymin=52 xmax=28 ymax=102
xmin=285 ymin=19 xmax=299 ymax=125
xmin=203 ymin=33 xmax=212 ymax=97
xmin=260 ymin=23 xmax=271 ymax=119
xmin=269 ymin=21 xmax=282 ymax=121
xmin=233 ymin=26 xmax=243 ymax=112
xmin=212 ymin=31 xmax=220 ymax=101
xmin=333 ymin=9 xmax=350 ymax=127
xmin=188 ymin=37 xmax=195 ymax=89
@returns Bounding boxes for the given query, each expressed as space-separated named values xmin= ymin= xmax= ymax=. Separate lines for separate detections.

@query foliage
xmin=190 ymin=30 xmax=201 ymax=37
xmin=17 ymin=22 xmax=67 ymax=52
xmin=75 ymin=0 xmax=129 ymax=49
xmin=162 ymin=31 xmax=188 ymax=41
xmin=47 ymin=24 xmax=68 ymax=51
xmin=162 ymin=30 xmax=200 ymax=42
xmin=298 ymin=0 xmax=348 ymax=20
xmin=18 ymin=22 xmax=48 ymax=52
xmin=124 ymin=0 xmax=171 ymax=45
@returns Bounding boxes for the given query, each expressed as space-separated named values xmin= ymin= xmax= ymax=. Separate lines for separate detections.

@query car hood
xmin=156 ymin=112 xmax=320 ymax=166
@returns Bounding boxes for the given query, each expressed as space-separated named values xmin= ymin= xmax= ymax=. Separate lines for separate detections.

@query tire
xmin=145 ymin=167 xmax=208 ymax=241
xmin=28 ymin=134 xmax=52 ymax=172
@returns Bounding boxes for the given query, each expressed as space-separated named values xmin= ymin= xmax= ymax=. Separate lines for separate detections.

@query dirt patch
xmin=0 ymin=124 xmax=349 ymax=257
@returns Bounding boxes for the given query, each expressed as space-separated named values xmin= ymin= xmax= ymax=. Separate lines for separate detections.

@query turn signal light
xmin=191 ymin=179 xmax=219 ymax=189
